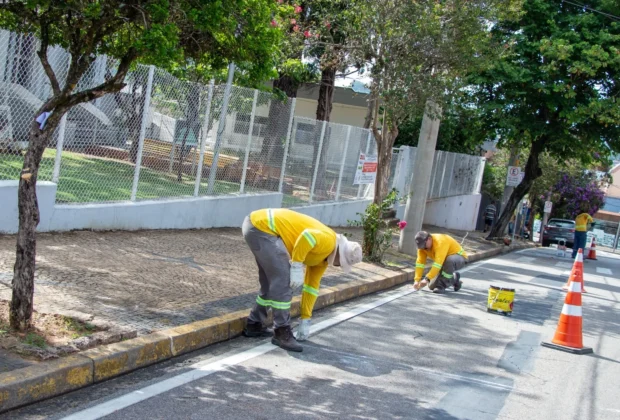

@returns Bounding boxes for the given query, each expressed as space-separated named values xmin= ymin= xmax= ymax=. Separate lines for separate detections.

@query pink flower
xmin=325 ymin=21 xmax=331 ymax=28
xmin=303 ymin=30 xmax=311 ymax=38
xmin=290 ymin=18 xmax=296 ymax=25
xmin=294 ymin=5 xmax=303 ymax=13
xmin=398 ymin=221 xmax=407 ymax=230
xmin=277 ymin=0 xmax=283 ymax=3
xmin=270 ymin=19 xmax=278 ymax=27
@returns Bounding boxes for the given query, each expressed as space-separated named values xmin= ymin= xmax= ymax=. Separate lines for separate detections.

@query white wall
xmin=291 ymin=200 xmax=371 ymax=227
xmin=0 ymin=181 xmax=282 ymax=233
xmin=396 ymin=193 xmax=482 ymax=232
xmin=0 ymin=180 xmax=57 ymax=234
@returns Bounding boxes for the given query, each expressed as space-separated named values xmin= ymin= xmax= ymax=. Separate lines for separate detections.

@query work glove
xmin=290 ymin=262 xmax=305 ymax=288
xmin=296 ymin=318 xmax=311 ymax=341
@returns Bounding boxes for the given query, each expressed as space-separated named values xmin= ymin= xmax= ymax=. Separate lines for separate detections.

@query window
xmin=234 ymin=114 xmax=268 ymax=136
xmin=548 ymin=220 xmax=575 ymax=228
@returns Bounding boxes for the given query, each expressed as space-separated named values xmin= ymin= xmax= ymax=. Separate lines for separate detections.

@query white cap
xmin=328 ymin=234 xmax=363 ymax=273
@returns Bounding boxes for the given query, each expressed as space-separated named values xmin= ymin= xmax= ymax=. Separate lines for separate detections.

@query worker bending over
xmin=242 ymin=208 xmax=363 ymax=352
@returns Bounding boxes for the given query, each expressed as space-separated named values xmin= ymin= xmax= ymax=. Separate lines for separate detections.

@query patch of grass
xmin=24 ymin=332 xmax=46 ymax=349
xmin=0 ymin=323 xmax=8 ymax=338
xmin=0 ymin=149 xmax=256 ymax=203
xmin=62 ymin=316 xmax=96 ymax=339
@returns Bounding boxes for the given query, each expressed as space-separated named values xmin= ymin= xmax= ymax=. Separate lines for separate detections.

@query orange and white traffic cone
xmin=542 ymin=267 xmax=593 ymax=354
xmin=563 ymin=248 xmax=587 ymax=293
xmin=586 ymin=236 xmax=598 ymax=260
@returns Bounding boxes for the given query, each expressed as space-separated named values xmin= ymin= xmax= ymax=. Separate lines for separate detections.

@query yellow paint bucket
xmin=487 ymin=286 xmax=515 ymax=316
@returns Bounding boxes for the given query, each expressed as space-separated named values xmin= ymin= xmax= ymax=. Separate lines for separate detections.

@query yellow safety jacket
xmin=574 ymin=213 xmax=593 ymax=232
xmin=250 ymin=209 xmax=337 ymax=320
xmin=414 ymin=234 xmax=468 ymax=282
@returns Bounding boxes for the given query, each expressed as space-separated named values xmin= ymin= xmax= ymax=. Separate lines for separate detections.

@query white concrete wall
xmin=48 ymin=193 xmax=283 ymax=232
xmin=0 ymin=180 xmax=57 ymax=234
xmin=291 ymin=200 xmax=371 ymax=227
xmin=294 ymin=98 xmax=367 ymax=127
xmin=396 ymin=193 xmax=482 ymax=232
xmin=1 ymin=181 xmax=282 ymax=233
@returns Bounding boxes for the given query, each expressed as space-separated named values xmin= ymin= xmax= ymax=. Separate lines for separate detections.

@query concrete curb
xmin=0 ymin=241 xmax=536 ymax=413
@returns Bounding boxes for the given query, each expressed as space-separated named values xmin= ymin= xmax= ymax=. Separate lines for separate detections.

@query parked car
xmin=542 ymin=218 xmax=575 ymax=248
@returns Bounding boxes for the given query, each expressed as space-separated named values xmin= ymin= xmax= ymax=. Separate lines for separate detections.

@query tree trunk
xmin=10 ymin=114 xmax=61 ymax=330
xmin=261 ymin=74 xmax=299 ymax=165
xmin=373 ymin=130 xmax=396 ymax=205
xmin=177 ymin=84 xmax=202 ymax=181
xmin=312 ymin=67 xmax=336 ymax=199
xmin=488 ymin=138 xmax=545 ymax=239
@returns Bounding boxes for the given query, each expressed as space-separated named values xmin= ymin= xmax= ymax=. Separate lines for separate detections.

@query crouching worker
xmin=413 ymin=231 xmax=468 ymax=294
xmin=242 ymin=208 xmax=363 ymax=352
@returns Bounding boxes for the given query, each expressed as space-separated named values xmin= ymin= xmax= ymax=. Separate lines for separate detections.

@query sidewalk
xmin=0 ymin=224 xmax=504 ymax=376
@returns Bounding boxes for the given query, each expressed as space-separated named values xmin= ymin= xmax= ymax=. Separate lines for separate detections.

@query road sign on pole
xmin=506 ymin=166 xmax=523 ymax=186
xmin=544 ymin=201 xmax=552 ymax=214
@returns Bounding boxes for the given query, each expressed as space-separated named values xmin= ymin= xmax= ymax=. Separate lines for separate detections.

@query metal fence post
xmin=194 ymin=79 xmax=215 ymax=196
xmin=335 ymin=126 xmax=351 ymax=201
xmin=357 ymin=132 xmax=372 ymax=199
xmin=130 ymin=65 xmax=155 ymax=201
xmin=206 ymin=63 xmax=235 ymax=195
xmin=240 ymin=89 xmax=259 ymax=194
xmin=613 ymin=222 xmax=620 ymax=253
xmin=279 ymin=98 xmax=297 ymax=193
xmin=51 ymin=113 xmax=68 ymax=183
xmin=309 ymin=120 xmax=328 ymax=203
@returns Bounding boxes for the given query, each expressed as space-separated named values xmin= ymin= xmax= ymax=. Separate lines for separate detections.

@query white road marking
xmin=517 ymin=257 xmax=536 ymax=263
xmin=555 ymin=262 xmax=573 ymax=269
xmin=61 ymin=285 xmax=425 ymax=420
xmin=596 ymin=267 xmax=612 ymax=275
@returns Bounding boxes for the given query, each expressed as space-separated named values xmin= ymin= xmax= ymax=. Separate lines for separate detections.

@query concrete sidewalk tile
xmin=81 ymin=332 xmax=172 ymax=382
xmin=165 ymin=318 xmax=229 ymax=357
xmin=0 ymin=355 xmax=92 ymax=413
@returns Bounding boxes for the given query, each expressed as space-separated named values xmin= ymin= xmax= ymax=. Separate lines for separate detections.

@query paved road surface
xmin=4 ymin=247 xmax=619 ymax=420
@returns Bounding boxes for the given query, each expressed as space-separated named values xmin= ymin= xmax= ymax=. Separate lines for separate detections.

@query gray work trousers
xmin=242 ymin=216 xmax=292 ymax=328
xmin=428 ymin=254 xmax=467 ymax=291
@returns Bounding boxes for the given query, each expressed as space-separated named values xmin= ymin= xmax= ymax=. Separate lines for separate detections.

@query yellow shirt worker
xmin=572 ymin=212 xmax=594 ymax=259
xmin=414 ymin=231 xmax=468 ymax=294
xmin=242 ymin=209 xmax=362 ymax=352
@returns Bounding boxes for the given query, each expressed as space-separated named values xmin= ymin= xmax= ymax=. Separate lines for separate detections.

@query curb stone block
xmin=164 ymin=318 xmax=229 ymax=357
xmin=81 ymin=332 xmax=172 ymax=382
xmin=0 ymin=355 xmax=92 ymax=413
xmin=219 ymin=310 xmax=250 ymax=339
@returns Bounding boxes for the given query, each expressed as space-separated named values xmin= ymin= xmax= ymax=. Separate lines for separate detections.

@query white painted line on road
xmin=61 ymin=285 xmax=423 ymax=420
xmin=555 ymin=262 xmax=573 ymax=269
xmin=596 ymin=267 xmax=612 ymax=275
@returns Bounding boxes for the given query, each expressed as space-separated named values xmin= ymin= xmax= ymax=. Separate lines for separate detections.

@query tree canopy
xmin=467 ymin=0 xmax=620 ymax=238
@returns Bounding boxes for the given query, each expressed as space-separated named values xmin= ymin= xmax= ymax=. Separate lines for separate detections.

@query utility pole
xmin=399 ymin=101 xmax=442 ymax=256
xmin=501 ymin=147 xmax=519 ymax=214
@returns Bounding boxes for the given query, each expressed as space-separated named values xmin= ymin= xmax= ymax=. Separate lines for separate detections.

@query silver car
xmin=542 ymin=218 xmax=575 ymax=248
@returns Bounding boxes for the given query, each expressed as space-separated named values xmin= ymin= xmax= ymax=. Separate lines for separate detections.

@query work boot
xmin=243 ymin=320 xmax=273 ymax=338
xmin=272 ymin=325 xmax=303 ymax=352
xmin=453 ymin=272 xmax=463 ymax=292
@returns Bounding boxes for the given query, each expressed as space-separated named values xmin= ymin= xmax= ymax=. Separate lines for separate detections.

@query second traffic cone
xmin=542 ymin=268 xmax=593 ymax=354
xmin=563 ymin=248 xmax=587 ymax=293
xmin=586 ymin=236 xmax=598 ymax=260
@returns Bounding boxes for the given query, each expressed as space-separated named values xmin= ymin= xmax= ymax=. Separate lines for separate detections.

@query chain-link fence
xmin=1 ymin=29 xmax=378 ymax=207
xmin=393 ymin=146 xmax=485 ymax=200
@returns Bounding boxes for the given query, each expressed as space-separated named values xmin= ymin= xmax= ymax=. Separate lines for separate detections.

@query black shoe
xmin=243 ymin=320 xmax=274 ymax=338
xmin=272 ymin=326 xmax=303 ymax=352
xmin=453 ymin=272 xmax=463 ymax=292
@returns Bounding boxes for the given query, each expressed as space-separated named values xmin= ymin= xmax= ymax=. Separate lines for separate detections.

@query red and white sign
xmin=353 ymin=152 xmax=378 ymax=185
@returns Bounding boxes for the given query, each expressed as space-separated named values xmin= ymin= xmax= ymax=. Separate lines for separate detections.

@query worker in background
xmin=572 ymin=212 xmax=594 ymax=259
xmin=242 ymin=208 xmax=363 ymax=352
xmin=413 ymin=231 xmax=468 ymax=294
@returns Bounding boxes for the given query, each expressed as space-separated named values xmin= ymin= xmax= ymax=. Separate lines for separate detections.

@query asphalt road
xmin=4 ymin=246 xmax=620 ymax=420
